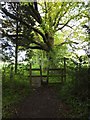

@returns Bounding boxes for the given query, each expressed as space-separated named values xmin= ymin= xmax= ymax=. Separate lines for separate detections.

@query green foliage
xmin=2 ymin=2 xmax=89 ymax=53
xmin=1 ymin=2 xmax=89 ymax=118
xmin=58 ymin=66 xmax=88 ymax=118
xmin=2 ymin=64 xmax=30 ymax=118
xmin=47 ymin=45 xmax=68 ymax=68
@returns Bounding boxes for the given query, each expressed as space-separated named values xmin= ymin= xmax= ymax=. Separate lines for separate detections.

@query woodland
xmin=0 ymin=1 xmax=90 ymax=119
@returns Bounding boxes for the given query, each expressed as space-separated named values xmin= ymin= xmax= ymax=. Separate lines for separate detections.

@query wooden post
xmin=64 ymin=57 xmax=66 ymax=82
xmin=88 ymin=67 xmax=90 ymax=81
xmin=61 ymin=69 xmax=63 ymax=83
xmin=30 ymin=63 xmax=32 ymax=85
xmin=40 ymin=65 xmax=42 ymax=84
xmin=10 ymin=66 xmax=13 ymax=81
xmin=47 ymin=67 xmax=49 ymax=84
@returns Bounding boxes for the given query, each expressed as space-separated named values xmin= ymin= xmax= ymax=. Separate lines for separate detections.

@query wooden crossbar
xmin=29 ymin=57 xmax=66 ymax=85
xmin=30 ymin=74 xmax=64 ymax=77
xmin=48 ymin=68 xmax=64 ymax=71
xmin=32 ymin=68 xmax=40 ymax=71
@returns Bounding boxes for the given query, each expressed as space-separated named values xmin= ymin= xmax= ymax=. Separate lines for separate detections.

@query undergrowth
xmin=2 ymin=66 xmax=31 ymax=118
xmin=58 ymin=67 xmax=89 ymax=119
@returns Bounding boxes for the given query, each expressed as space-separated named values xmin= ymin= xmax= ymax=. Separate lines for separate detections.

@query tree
xmin=2 ymin=2 xmax=88 ymax=53
xmin=1 ymin=1 xmax=89 ymax=71
xmin=1 ymin=2 xmax=35 ymax=73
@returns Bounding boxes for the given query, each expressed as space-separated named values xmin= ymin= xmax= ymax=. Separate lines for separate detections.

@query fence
xmin=29 ymin=58 xmax=67 ymax=86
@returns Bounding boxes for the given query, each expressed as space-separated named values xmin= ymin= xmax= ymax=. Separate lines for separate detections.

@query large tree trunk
xmin=45 ymin=32 xmax=54 ymax=51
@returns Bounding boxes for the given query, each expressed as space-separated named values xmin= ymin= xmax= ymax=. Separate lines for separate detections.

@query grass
xmin=2 ymin=71 xmax=31 ymax=118
xmin=2 ymin=64 xmax=89 ymax=119
xmin=58 ymin=87 xmax=88 ymax=118
xmin=57 ymin=67 xmax=89 ymax=118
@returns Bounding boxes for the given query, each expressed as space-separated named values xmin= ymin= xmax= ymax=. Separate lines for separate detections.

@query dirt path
xmin=13 ymin=85 xmax=71 ymax=118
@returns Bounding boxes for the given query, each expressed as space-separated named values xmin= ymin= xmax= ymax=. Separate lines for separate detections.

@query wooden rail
xmin=29 ymin=57 xmax=66 ymax=85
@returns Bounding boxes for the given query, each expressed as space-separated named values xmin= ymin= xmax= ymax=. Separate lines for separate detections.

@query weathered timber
xmin=30 ymin=63 xmax=32 ymax=85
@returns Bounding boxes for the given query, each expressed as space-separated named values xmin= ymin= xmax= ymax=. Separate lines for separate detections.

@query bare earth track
xmin=13 ymin=84 xmax=71 ymax=118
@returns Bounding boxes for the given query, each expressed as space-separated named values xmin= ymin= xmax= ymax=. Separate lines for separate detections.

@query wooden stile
xmin=29 ymin=58 xmax=67 ymax=86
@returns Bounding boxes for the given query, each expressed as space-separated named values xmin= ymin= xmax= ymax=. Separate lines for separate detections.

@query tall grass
xmin=58 ymin=66 xmax=89 ymax=118
xmin=2 ymin=64 xmax=31 ymax=118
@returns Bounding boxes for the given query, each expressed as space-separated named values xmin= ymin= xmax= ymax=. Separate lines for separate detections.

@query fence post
xmin=30 ymin=63 xmax=32 ymax=85
xmin=10 ymin=66 xmax=13 ymax=81
xmin=47 ymin=67 xmax=49 ymax=84
xmin=88 ymin=67 xmax=90 ymax=81
xmin=61 ymin=69 xmax=63 ymax=83
xmin=64 ymin=57 xmax=66 ymax=81
xmin=40 ymin=64 xmax=42 ymax=84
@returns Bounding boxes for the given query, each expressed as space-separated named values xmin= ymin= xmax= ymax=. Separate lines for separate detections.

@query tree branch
xmin=53 ymin=2 xmax=65 ymax=27
xmin=26 ymin=45 xmax=47 ymax=51
xmin=56 ymin=41 xmax=78 ymax=47
xmin=56 ymin=23 xmax=74 ymax=31
xmin=56 ymin=12 xmax=81 ymax=32
xmin=2 ymin=8 xmax=47 ymax=43
xmin=33 ymin=1 xmax=38 ymax=11
xmin=3 ymin=28 xmax=49 ymax=51
xmin=28 ymin=3 xmax=42 ymax=24
xmin=54 ymin=11 xmax=67 ymax=30
xmin=55 ymin=18 xmax=72 ymax=32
